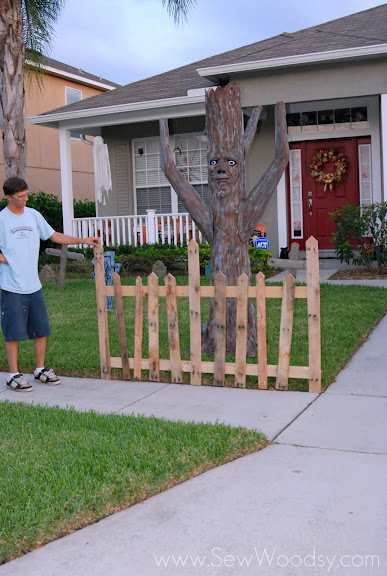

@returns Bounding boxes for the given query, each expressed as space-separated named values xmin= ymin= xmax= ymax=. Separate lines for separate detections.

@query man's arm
xmin=50 ymin=232 xmax=100 ymax=247
xmin=0 ymin=253 xmax=8 ymax=264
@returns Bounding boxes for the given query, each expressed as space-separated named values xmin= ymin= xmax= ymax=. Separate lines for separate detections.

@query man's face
xmin=208 ymin=153 xmax=241 ymax=200
xmin=6 ymin=189 xmax=29 ymax=208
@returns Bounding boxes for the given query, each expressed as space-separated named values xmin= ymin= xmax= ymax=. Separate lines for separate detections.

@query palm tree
xmin=0 ymin=0 xmax=196 ymax=179
xmin=162 ymin=0 xmax=196 ymax=23
xmin=0 ymin=0 xmax=65 ymax=178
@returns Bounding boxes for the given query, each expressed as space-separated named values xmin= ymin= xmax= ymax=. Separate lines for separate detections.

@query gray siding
xmin=237 ymin=59 xmax=387 ymax=107
xmin=113 ymin=143 xmax=132 ymax=215
xmin=245 ymin=107 xmax=280 ymax=256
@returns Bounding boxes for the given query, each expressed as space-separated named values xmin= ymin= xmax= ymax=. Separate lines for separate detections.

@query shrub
xmin=116 ymin=243 xmax=188 ymax=276
xmin=28 ymin=191 xmax=64 ymax=232
xmin=198 ymin=243 xmax=211 ymax=271
xmin=113 ymin=242 xmax=273 ymax=277
xmin=248 ymin=245 xmax=273 ymax=274
xmin=330 ymin=202 xmax=387 ymax=273
xmin=74 ymin=198 xmax=96 ymax=218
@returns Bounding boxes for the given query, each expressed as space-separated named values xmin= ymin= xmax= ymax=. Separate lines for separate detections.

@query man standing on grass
xmin=0 ymin=176 xmax=100 ymax=392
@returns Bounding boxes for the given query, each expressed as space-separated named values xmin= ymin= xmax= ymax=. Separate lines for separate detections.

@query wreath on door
xmin=310 ymin=148 xmax=347 ymax=191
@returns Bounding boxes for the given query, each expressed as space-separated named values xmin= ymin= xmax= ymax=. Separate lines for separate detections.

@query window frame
xmin=132 ymin=133 xmax=208 ymax=215
xmin=65 ymin=87 xmax=82 ymax=140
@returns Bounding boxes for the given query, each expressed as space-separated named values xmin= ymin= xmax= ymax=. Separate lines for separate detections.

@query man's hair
xmin=3 ymin=177 xmax=28 ymax=197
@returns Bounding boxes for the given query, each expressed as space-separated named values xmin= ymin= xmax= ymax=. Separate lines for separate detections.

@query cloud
xmin=50 ymin=0 xmax=386 ymax=85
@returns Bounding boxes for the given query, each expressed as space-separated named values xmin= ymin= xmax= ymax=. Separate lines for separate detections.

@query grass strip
xmin=0 ymin=401 xmax=266 ymax=563
xmin=0 ymin=280 xmax=385 ymax=390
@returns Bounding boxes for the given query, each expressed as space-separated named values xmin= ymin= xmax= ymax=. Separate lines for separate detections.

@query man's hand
xmin=84 ymin=236 xmax=100 ymax=247
xmin=0 ymin=253 xmax=8 ymax=265
xmin=50 ymin=231 xmax=101 ymax=246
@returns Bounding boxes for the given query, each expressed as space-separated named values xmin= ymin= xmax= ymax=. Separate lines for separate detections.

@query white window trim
xmin=289 ymin=149 xmax=303 ymax=240
xmin=65 ymin=87 xmax=82 ymax=140
xmin=132 ymin=133 xmax=208 ymax=215
xmin=358 ymin=144 xmax=373 ymax=205
xmin=65 ymin=86 xmax=82 ymax=103
xmin=132 ymin=135 xmax=172 ymax=215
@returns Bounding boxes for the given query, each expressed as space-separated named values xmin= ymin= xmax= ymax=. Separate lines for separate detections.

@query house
xmin=30 ymin=5 xmax=387 ymax=256
xmin=1 ymin=57 xmax=119 ymax=201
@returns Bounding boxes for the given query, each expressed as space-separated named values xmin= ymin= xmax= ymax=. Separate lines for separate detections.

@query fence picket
xmin=214 ymin=271 xmax=226 ymax=386
xmin=113 ymin=272 xmax=130 ymax=380
xmin=148 ymin=272 xmax=160 ymax=382
xmin=188 ymin=240 xmax=201 ymax=385
xmin=235 ymin=273 xmax=248 ymax=388
xmin=256 ymin=272 xmax=268 ymax=389
xmin=93 ymin=246 xmax=111 ymax=379
xmin=165 ymin=273 xmax=183 ymax=383
xmin=276 ymin=273 xmax=296 ymax=390
xmin=306 ymin=236 xmax=322 ymax=393
xmin=133 ymin=277 xmax=143 ymax=380
xmin=94 ymin=237 xmax=321 ymax=394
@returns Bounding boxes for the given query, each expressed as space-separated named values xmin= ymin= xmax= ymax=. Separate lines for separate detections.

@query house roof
xmin=36 ymin=4 xmax=387 ymax=119
xmin=35 ymin=56 xmax=121 ymax=90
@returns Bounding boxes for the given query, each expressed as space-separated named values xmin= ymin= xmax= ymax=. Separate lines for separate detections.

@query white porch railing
xmin=72 ymin=209 xmax=203 ymax=247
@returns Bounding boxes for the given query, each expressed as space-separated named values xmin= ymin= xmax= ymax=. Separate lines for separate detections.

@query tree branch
xmin=243 ymin=106 xmax=262 ymax=156
xmin=159 ymin=118 xmax=212 ymax=240
xmin=238 ymin=102 xmax=289 ymax=240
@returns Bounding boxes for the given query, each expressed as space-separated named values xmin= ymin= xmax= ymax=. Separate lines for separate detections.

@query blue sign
xmin=91 ymin=251 xmax=122 ymax=311
xmin=254 ymin=237 xmax=270 ymax=250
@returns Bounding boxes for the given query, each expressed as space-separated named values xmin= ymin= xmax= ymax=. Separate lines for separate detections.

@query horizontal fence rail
xmin=73 ymin=211 xmax=203 ymax=248
xmin=93 ymin=237 xmax=321 ymax=393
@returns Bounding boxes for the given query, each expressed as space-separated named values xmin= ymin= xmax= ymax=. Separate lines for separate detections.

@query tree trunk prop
xmin=0 ymin=0 xmax=26 ymax=178
xmin=160 ymin=82 xmax=289 ymax=354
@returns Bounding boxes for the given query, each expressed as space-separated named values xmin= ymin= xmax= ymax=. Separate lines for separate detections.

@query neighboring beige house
xmin=31 ymin=5 xmax=387 ymax=256
xmin=0 ymin=57 xmax=119 ymax=201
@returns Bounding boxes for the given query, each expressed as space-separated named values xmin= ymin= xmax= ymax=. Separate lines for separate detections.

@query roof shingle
xmin=41 ymin=4 xmax=387 ymax=117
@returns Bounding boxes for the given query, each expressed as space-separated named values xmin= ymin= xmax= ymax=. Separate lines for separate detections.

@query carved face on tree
xmin=208 ymin=151 xmax=241 ymax=200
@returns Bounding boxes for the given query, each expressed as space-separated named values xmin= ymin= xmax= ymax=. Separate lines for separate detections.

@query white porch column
xmin=59 ymin=127 xmax=74 ymax=235
xmin=276 ymin=173 xmax=287 ymax=257
xmin=146 ymin=209 xmax=157 ymax=244
xmin=381 ymin=94 xmax=387 ymax=202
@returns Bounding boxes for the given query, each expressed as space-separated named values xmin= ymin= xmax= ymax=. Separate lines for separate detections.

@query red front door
xmin=288 ymin=137 xmax=367 ymax=250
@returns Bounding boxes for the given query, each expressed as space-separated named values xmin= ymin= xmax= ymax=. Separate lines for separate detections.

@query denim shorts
xmin=1 ymin=289 xmax=51 ymax=342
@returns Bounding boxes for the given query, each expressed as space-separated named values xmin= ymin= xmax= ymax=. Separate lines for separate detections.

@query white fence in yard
xmin=72 ymin=209 xmax=203 ymax=247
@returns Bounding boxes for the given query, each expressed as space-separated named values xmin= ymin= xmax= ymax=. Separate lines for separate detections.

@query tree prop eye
xmin=209 ymin=159 xmax=217 ymax=166
xmin=227 ymin=159 xmax=236 ymax=166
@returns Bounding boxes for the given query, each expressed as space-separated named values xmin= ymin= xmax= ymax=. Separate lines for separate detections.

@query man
xmin=0 ymin=177 xmax=100 ymax=392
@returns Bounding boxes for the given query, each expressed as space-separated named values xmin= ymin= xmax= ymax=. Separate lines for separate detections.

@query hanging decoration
xmin=310 ymin=148 xmax=347 ymax=191
xmin=93 ymin=136 xmax=112 ymax=206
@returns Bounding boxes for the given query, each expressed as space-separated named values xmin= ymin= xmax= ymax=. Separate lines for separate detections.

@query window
xmin=133 ymin=138 xmax=172 ymax=214
xmin=133 ymin=133 xmax=208 ymax=215
xmin=174 ymin=133 xmax=208 ymax=212
xmin=286 ymin=106 xmax=368 ymax=134
xmin=289 ymin=149 xmax=303 ymax=238
xmin=358 ymin=144 xmax=372 ymax=205
xmin=65 ymin=87 xmax=82 ymax=139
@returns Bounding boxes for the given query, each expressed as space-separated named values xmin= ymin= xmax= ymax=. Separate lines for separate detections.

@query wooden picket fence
xmin=93 ymin=237 xmax=321 ymax=393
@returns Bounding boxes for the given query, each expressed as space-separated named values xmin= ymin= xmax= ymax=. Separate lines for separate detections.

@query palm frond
xmin=22 ymin=0 xmax=65 ymax=67
xmin=162 ymin=0 xmax=196 ymax=25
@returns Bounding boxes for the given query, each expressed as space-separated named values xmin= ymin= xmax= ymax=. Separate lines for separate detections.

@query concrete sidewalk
xmin=0 ymin=313 xmax=386 ymax=574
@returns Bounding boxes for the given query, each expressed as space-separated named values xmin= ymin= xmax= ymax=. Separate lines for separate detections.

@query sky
xmin=50 ymin=0 xmax=387 ymax=86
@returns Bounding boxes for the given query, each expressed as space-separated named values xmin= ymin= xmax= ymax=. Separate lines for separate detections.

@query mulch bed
xmin=329 ymin=269 xmax=387 ymax=280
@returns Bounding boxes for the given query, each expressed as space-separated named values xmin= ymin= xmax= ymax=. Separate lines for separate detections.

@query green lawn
xmin=0 ymin=402 xmax=266 ymax=563
xmin=0 ymin=277 xmax=385 ymax=390
xmin=0 ymin=277 xmax=385 ymax=562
